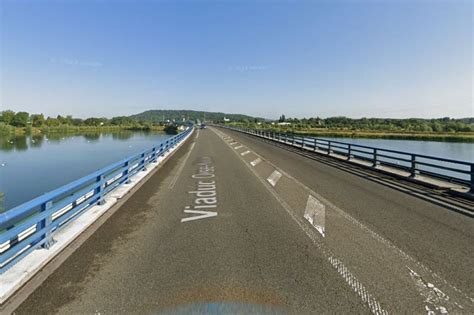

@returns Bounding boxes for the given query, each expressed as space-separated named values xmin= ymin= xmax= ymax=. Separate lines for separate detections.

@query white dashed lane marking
xmin=241 ymin=150 xmax=251 ymax=156
xmin=250 ymin=158 xmax=261 ymax=166
xmin=267 ymin=170 xmax=282 ymax=187
xmin=234 ymin=145 xmax=244 ymax=149
xmin=304 ymin=195 xmax=326 ymax=237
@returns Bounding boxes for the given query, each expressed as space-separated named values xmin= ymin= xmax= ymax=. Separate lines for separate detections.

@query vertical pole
xmin=410 ymin=155 xmax=417 ymax=177
xmin=314 ymin=138 xmax=317 ymax=151
xmin=141 ymin=152 xmax=146 ymax=171
xmin=151 ymin=147 xmax=157 ymax=162
xmin=328 ymin=141 xmax=331 ymax=155
xmin=97 ymin=174 xmax=106 ymax=205
xmin=373 ymin=149 xmax=378 ymax=167
xmin=124 ymin=160 xmax=131 ymax=184
xmin=470 ymin=164 xmax=474 ymax=193
xmin=347 ymin=144 xmax=351 ymax=160
xmin=41 ymin=200 xmax=54 ymax=249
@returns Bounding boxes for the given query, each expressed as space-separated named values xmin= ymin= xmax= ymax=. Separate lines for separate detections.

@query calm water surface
xmin=0 ymin=131 xmax=171 ymax=211
xmin=321 ymin=137 xmax=473 ymax=162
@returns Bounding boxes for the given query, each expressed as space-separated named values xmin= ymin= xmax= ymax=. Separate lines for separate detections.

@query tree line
xmin=275 ymin=115 xmax=474 ymax=133
xmin=0 ymin=110 xmax=152 ymax=128
xmin=130 ymin=109 xmax=262 ymax=123
xmin=2 ymin=109 xmax=472 ymax=133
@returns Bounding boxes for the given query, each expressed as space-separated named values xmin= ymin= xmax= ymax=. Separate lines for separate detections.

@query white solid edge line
xmin=209 ymin=127 xmax=388 ymax=315
xmin=0 ymin=128 xmax=195 ymax=304
xmin=213 ymin=126 xmax=473 ymax=311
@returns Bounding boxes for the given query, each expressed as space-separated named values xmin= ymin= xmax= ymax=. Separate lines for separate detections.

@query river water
xmin=321 ymin=137 xmax=473 ymax=162
xmin=0 ymin=132 xmax=472 ymax=212
xmin=0 ymin=131 xmax=171 ymax=211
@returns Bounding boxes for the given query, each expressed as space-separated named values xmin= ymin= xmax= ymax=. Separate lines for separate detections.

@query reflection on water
xmin=321 ymin=137 xmax=474 ymax=162
xmin=0 ymin=130 xmax=170 ymax=211
xmin=0 ymin=130 xmax=139 ymax=151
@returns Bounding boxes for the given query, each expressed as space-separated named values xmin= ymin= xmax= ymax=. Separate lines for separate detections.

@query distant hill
xmin=130 ymin=109 xmax=263 ymax=123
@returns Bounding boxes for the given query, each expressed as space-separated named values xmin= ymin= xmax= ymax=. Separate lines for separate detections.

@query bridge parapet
xmin=0 ymin=126 xmax=194 ymax=275
xmin=219 ymin=125 xmax=474 ymax=196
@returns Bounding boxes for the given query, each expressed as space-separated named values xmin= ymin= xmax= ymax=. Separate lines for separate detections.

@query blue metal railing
xmin=0 ymin=126 xmax=193 ymax=273
xmin=221 ymin=126 xmax=474 ymax=193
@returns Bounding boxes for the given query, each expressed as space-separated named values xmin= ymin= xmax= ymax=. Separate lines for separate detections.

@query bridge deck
xmin=15 ymin=127 xmax=474 ymax=314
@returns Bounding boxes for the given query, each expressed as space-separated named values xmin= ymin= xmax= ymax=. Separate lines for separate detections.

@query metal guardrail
xmin=0 ymin=126 xmax=193 ymax=273
xmin=221 ymin=126 xmax=474 ymax=193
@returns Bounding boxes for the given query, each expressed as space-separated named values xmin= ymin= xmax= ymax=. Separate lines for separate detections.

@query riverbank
xmin=291 ymin=129 xmax=474 ymax=142
xmin=1 ymin=125 xmax=166 ymax=136
xmin=229 ymin=125 xmax=474 ymax=142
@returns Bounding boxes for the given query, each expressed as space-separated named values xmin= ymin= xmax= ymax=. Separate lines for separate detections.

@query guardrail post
xmin=410 ymin=155 xmax=417 ymax=177
xmin=328 ymin=142 xmax=331 ymax=155
xmin=41 ymin=200 xmax=54 ymax=249
xmin=470 ymin=164 xmax=474 ymax=193
xmin=152 ymin=147 xmax=157 ymax=163
xmin=124 ymin=161 xmax=131 ymax=184
xmin=141 ymin=152 xmax=147 ymax=171
xmin=373 ymin=149 xmax=378 ymax=167
xmin=347 ymin=144 xmax=351 ymax=160
xmin=301 ymin=136 xmax=305 ymax=149
xmin=292 ymin=134 xmax=295 ymax=145
xmin=159 ymin=143 xmax=164 ymax=156
xmin=314 ymin=139 xmax=317 ymax=151
xmin=96 ymin=174 xmax=106 ymax=205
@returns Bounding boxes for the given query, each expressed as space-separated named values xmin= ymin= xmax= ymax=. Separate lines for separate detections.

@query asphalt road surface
xmin=16 ymin=127 xmax=473 ymax=314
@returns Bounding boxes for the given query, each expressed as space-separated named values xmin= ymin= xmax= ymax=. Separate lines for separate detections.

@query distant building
xmin=277 ymin=122 xmax=291 ymax=126
xmin=223 ymin=117 xmax=230 ymax=122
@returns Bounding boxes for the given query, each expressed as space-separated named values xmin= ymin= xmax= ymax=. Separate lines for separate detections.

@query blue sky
xmin=1 ymin=0 xmax=472 ymax=119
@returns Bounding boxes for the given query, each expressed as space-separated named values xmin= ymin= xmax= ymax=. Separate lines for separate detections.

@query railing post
xmin=410 ymin=155 xmax=417 ymax=177
xmin=292 ymin=134 xmax=295 ymax=145
xmin=41 ymin=200 xmax=54 ymax=249
xmin=373 ymin=149 xmax=378 ymax=167
xmin=159 ymin=143 xmax=164 ymax=156
xmin=97 ymin=174 xmax=106 ymax=205
xmin=347 ymin=144 xmax=351 ymax=160
xmin=301 ymin=136 xmax=305 ymax=149
xmin=141 ymin=152 xmax=147 ymax=171
xmin=152 ymin=147 xmax=157 ymax=162
xmin=328 ymin=141 xmax=331 ymax=155
xmin=314 ymin=139 xmax=317 ymax=151
xmin=470 ymin=164 xmax=474 ymax=193
xmin=124 ymin=160 xmax=131 ymax=184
